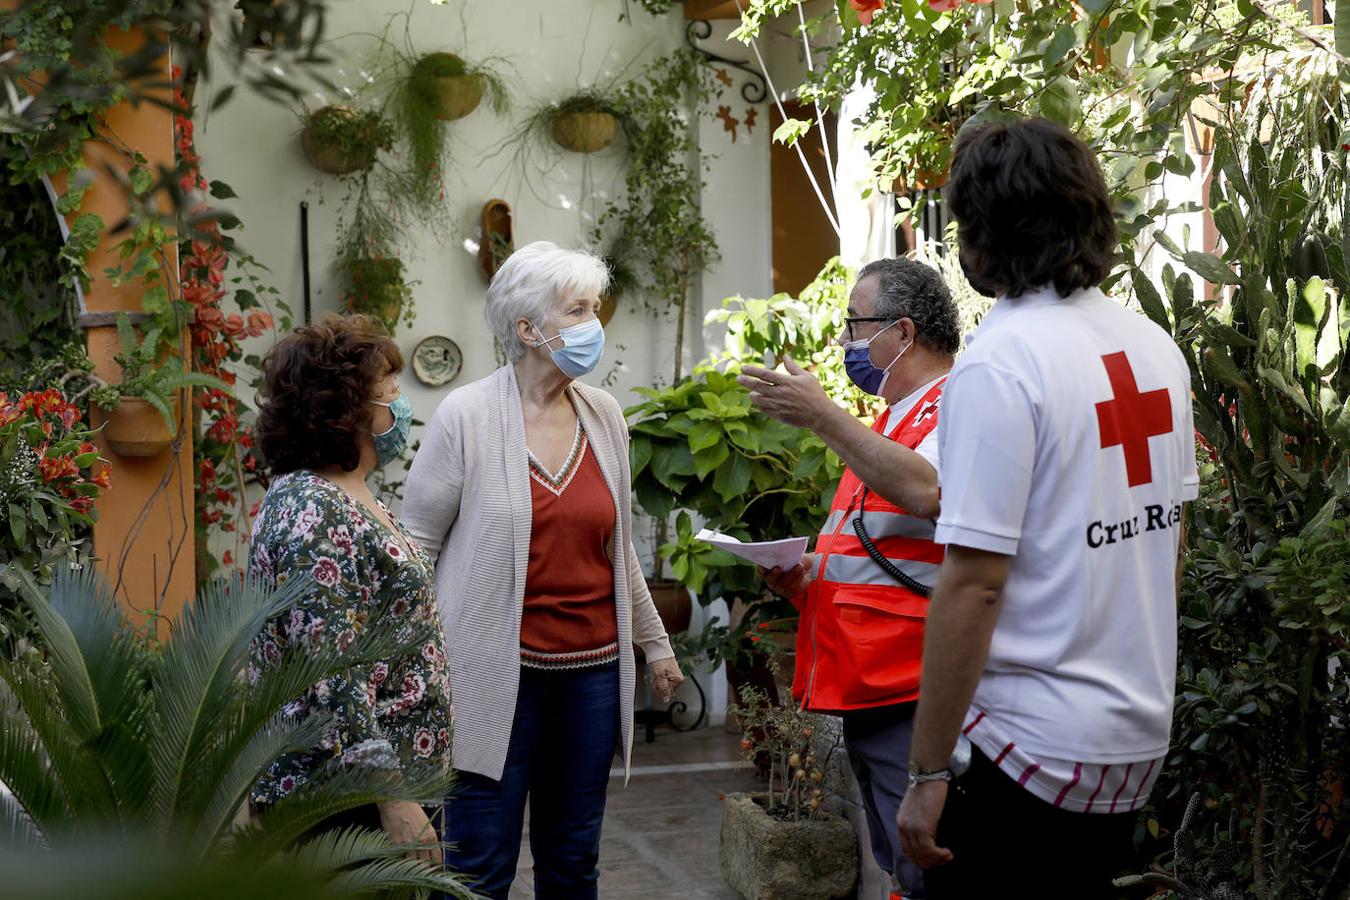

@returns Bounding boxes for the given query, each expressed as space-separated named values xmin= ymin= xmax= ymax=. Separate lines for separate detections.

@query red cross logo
xmin=1095 ymin=352 xmax=1173 ymax=487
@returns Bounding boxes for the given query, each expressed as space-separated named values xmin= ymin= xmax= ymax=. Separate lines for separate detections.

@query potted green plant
xmin=720 ymin=685 xmax=857 ymax=900
xmin=95 ymin=315 xmax=230 ymax=457
xmin=344 ymin=256 xmax=415 ymax=334
xmin=299 ymin=104 xmax=393 ymax=175
xmin=394 ymin=50 xmax=510 ymax=201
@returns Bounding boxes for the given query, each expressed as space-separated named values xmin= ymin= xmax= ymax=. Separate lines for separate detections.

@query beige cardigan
xmin=401 ymin=365 xmax=674 ymax=782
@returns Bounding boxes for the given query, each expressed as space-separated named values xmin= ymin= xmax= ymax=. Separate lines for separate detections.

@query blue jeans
xmin=444 ymin=662 xmax=619 ymax=900
xmin=842 ymin=702 xmax=926 ymax=900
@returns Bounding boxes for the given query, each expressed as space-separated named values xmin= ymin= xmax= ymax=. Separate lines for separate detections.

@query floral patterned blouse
xmin=247 ymin=470 xmax=453 ymax=804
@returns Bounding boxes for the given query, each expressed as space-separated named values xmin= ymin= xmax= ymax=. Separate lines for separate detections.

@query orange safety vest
xmin=793 ymin=378 xmax=946 ymax=713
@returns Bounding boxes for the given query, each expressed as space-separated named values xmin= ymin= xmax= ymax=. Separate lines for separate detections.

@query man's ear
xmin=898 ymin=317 xmax=918 ymax=344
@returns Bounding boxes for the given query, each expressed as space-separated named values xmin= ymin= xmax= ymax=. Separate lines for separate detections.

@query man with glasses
xmin=739 ymin=257 xmax=961 ymax=900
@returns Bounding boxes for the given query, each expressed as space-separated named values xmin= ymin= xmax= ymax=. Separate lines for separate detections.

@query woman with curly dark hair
xmin=246 ymin=313 xmax=452 ymax=865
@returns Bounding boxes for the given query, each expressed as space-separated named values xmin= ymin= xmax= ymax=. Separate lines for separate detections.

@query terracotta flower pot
xmin=646 ymin=579 xmax=693 ymax=635
xmin=551 ymin=110 xmax=619 ymax=153
xmin=433 ymin=73 xmax=486 ymax=121
xmin=95 ymin=397 xmax=176 ymax=458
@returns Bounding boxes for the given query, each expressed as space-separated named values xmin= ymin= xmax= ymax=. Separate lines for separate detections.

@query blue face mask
xmin=371 ymin=393 xmax=412 ymax=467
xmin=534 ymin=317 xmax=605 ymax=378
xmin=842 ymin=320 xmax=910 ymax=396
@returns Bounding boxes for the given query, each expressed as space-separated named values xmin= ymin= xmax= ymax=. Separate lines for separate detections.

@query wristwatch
xmin=907 ymin=761 xmax=953 ymax=789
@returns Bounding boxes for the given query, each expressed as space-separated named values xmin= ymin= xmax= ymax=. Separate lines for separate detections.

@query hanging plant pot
xmin=432 ymin=73 xmax=486 ymax=121
xmin=479 ymin=198 xmax=514 ymax=282
xmin=300 ymin=105 xmax=390 ymax=176
xmin=410 ymin=52 xmax=488 ymax=121
xmin=551 ymin=110 xmax=619 ymax=153
xmin=95 ymin=396 xmax=177 ymax=458
xmin=345 ymin=257 xmax=411 ymax=334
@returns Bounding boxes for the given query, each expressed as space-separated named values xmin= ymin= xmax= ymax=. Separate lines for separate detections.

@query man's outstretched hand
xmin=738 ymin=355 xmax=836 ymax=429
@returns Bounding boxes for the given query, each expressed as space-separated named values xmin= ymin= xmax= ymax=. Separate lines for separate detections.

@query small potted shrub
xmin=299 ymin=105 xmax=393 ymax=175
xmin=96 ymin=315 xmax=230 ymax=457
xmin=344 ymin=257 xmax=415 ymax=334
xmin=407 ymin=51 xmax=510 ymax=122
xmin=721 ymin=685 xmax=858 ymax=900
xmin=548 ymin=93 xmax=623 ymax=153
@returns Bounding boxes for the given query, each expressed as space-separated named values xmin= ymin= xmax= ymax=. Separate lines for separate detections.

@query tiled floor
xmin=507 ymin=726 xmax=759 ymax=899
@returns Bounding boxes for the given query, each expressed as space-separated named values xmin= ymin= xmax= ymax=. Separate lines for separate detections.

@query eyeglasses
xmin=842 ymin=316 xmax=899 ymax=342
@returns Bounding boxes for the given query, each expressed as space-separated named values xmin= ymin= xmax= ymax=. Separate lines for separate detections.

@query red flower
xmin=246 ymin=310 xmax=273 ymax=336
xmin=70 ymin=497 xmax=93 ymax=515
xmin=196 ymin=307 xmax=224 ymax=333
xmin=849 ymin=0 xmax=884 ymax=23
xmin=92 ymin=464 xmax=112 ymax=489
xmin=926 ymin=0 xmax=960 ymax=9
xmin=39 ymin=454 xmax=79 ymax=483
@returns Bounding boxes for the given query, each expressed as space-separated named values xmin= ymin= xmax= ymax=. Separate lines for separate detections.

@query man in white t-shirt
xmin=896 ymin=118 xmax=1198 ymax=898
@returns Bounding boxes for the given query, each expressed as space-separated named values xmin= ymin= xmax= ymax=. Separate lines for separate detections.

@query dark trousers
xmin=841 ymin=702 xmax=926 ymax=900
xmin=444 ymin=662 xmax=620 ymax=900
xmin=925 ymin=747 xmax=1137 ymax=899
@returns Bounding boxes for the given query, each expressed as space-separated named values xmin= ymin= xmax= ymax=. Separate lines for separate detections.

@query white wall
xmin=196 ymin=0 xmax=735 ymax=514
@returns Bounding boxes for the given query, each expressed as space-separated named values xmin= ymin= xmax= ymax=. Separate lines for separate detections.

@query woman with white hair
xmin=401 ymin=241 xmax=684 ymax=899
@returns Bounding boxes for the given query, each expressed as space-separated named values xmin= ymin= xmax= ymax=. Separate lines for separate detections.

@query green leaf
xmin=28 ymin=499 xmax=49 ymax=532
xmin=208 ymin=180 xmax=238 ymax=200
xmin=1043 ymin=25 xmax=1078 ymax=67
xmin=1181 ymin=251 xmax=1240 ymax=286
xmin=712 ymin=453 xmax=752 ymax=501
xmin=688 ymin=421 xmax=722 ymax=454
xmin=1133 ymin=275 xmax=1170 ymax=331
xmin=693 ymin=442 xmax=731 ymax=480
xmin=1038 ymin=75 xmax=1081 ymax=126
xmin=1294 ymin=277 xmax=1327 ymax=383
xmin=8 ymin=503 xmax=27 ymax=545
xmin=772 ymin=118 xmax=812 ymax=147
xmin=630 ymin=438 xmax=653 ymax=477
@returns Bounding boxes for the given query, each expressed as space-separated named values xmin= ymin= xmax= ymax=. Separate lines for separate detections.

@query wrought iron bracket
xmin=685 ymin=19 xmax=768 ymax=104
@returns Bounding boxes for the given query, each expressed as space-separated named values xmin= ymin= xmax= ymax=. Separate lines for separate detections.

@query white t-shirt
xmin=935 ymin=286 xmax=1198 ymax=774
xmin=888 ymin=375 xmax=945 ymax=470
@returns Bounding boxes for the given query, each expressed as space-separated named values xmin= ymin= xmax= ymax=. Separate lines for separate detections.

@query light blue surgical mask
xmin=371 ymin=393 xmax=412 ymax=466
xmin=533 ymin=317 xmax=605 ymax=378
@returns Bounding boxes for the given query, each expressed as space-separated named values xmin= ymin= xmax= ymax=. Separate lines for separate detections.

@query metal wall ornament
xmin=684 ymin=19 xmax=767 ymax=104
xmin=412 ymin=335 xmax=464 ymax=387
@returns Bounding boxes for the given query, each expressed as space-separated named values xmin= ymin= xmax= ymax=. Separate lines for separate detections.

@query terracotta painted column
xmin=59 ymin=28 xmax=196 ymax=627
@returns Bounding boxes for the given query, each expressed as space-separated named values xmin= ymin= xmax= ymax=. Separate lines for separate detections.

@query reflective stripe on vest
xmin=821 ymin=552 xmax=940 ymax=589
xmin=819 ymin=507 xmax=936 ymax=541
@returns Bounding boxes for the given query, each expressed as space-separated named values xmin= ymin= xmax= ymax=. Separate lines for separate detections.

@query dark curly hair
xmin=256 ymin=314 xmax=403 ymax=476
xmin=857 ymin=257 xmax=961 ymax=355
xmin=945 ymin=117 xmax=1118 ymax=299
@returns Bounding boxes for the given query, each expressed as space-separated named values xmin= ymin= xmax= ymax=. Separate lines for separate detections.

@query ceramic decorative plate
xmin=412 ymin=335 xmax=463 ymax=387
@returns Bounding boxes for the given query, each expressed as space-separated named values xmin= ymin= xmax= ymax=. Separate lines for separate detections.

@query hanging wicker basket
xmin=551 ymin=111 xmax=619 ymax=153
xmin=300 ymin=106 xmax=380 ymax=175
xmin=95 ymin=397 xmax=176 ymax=458
xmin=432 ymin=73 xmax=487 ymax=121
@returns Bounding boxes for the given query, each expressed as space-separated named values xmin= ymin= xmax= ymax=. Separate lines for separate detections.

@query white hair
xmin=484 ymin=241 xmax=611 ymax=363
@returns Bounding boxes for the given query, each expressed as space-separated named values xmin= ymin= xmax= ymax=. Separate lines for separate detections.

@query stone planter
xmin=551 ymin=110 xmax=619 ymax=153
xmin=95 ymin=396 xmax=176 ymax=457
xmin=719 ymin=793 xmax=858 ymax=900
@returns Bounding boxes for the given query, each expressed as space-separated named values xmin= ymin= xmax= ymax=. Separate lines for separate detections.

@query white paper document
xmin=694 ymin=528 xmax=809 ymax=570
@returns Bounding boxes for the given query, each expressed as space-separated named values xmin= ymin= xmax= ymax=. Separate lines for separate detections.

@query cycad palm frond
xmin=1 ymin=565 xmax=463 ymax=897
xmin=186 ymin=597 xmax=422 ymax=852
xmin=227 ymin=762 xmax=455 ymax=864
xmin=149 ymin=572 xmax=304 ymax=831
